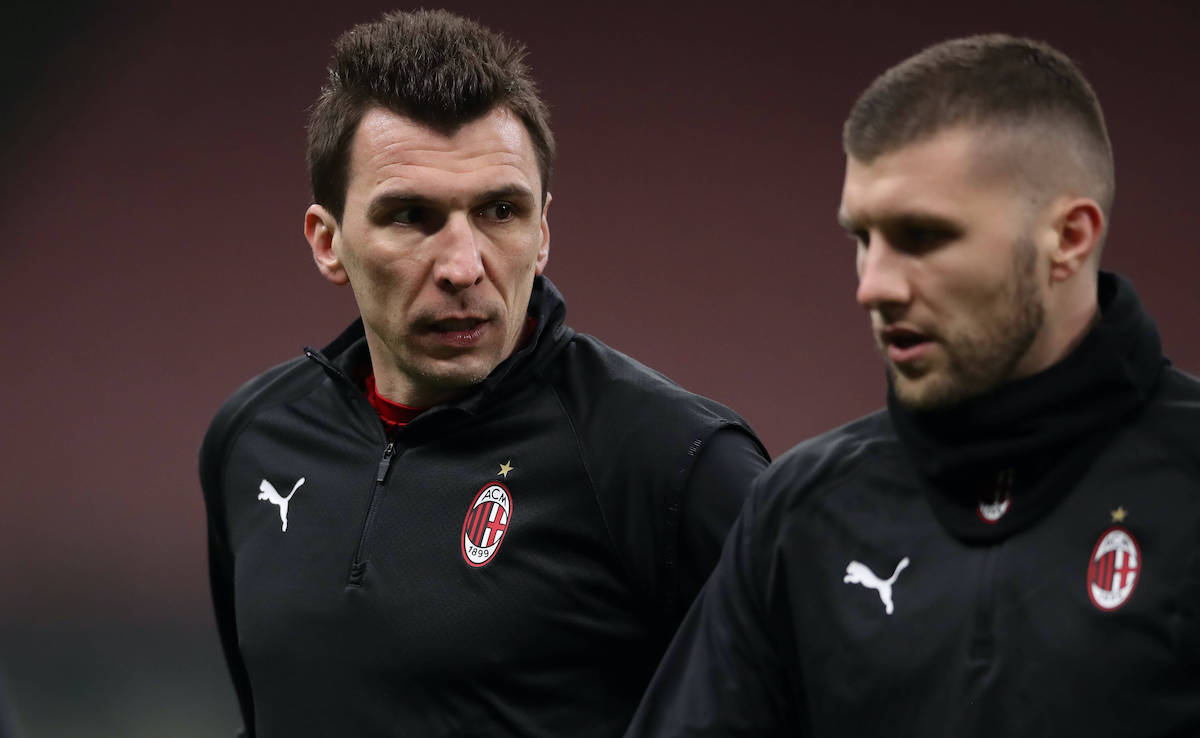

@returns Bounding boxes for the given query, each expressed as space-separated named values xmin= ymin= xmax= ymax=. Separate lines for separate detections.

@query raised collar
xmin=306 ymin=276 xmax=575 ymax=425
xmin=888 ymin=272 xmax=1167 ymax=542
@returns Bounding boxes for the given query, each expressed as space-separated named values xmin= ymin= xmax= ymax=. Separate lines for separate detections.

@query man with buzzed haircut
xmin=626 ymin=35 xmax=1200 ymax=736
xmin=199 ymin=9 xmax=767 ymax=738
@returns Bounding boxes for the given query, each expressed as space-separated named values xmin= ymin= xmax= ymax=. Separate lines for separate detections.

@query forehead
xmin=347 ymin=105 xmax=540 ymax=199
xmin=839 ymin=127 xmax=1013 ymax=226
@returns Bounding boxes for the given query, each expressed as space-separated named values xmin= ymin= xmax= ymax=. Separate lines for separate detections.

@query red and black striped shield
xmin=1087 ymin=526 xmax=1140 ymax=611
xmin=461 ymin=483 xmax=513 ymax=568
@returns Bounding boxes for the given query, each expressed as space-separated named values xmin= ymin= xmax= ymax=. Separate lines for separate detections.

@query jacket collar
xmin=306 ymin=276 xmax=575 ymax=420
xmin=888 ymin=271 xmax=1167 ymax=542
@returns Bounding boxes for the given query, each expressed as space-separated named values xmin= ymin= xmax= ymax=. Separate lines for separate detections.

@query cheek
xmin=352 ymin=251 xmax=424 ymax=306
xmin=942 ymin=272 xmax=1010 ymax=323
xmin=496 ymin=234 xmax=544 ymax=285
xmin=925 ymin=239 xmax=1013 ymax=303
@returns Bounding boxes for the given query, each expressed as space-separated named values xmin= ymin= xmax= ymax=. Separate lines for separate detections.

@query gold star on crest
xmin=1110 ymin=506 xmax=1128 ymax=523
xmin=498 ymin=460 xmax=514 ymax=478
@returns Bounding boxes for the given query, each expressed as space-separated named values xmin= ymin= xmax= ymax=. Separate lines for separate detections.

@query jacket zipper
xmin=348 ymin=440 xmax=396 ymax=587
xmin=960 ymin=545 xmax=999 ymax=731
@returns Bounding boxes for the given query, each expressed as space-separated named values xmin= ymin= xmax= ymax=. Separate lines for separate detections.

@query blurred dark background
xmin=2 ymin=1 xmax=1197 ymax=734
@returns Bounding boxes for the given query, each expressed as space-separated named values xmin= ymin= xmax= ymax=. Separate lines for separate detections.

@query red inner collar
xmin=365 ymin=374 xmax=425 ymax=428
xmin=362 ymin=316 xmax=538 ymax=428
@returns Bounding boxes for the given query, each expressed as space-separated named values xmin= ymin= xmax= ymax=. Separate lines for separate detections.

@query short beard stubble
xmin=891 ymin=236 xmax=1045 ymax=411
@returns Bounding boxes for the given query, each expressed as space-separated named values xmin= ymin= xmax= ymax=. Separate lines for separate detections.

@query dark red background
xmin=2 ymin=1 xmax=1197 ymax=734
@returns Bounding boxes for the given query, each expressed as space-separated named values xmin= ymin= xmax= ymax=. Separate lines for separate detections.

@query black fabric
xmin=677 ymin=429 xmax=772 ymax=607
xmin=888 ymin=272 xmax=1166 ymax=542
xmin=626 ymin=273 xmax=1200 ymax=737
xmin=200 ymin=276 xmax=767 ymax=738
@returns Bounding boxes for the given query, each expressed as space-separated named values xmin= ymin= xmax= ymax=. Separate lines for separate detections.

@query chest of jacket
xmin=775 ymin=434 xmax=1200 ymax=736
xmin=217 ymin=378 xmax=651 ymax=705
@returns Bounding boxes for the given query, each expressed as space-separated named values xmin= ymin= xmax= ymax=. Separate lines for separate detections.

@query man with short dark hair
xmin=626 ymin=35 xmax=1200 ymax=736
xmin=199 ymin=10 xmax=767 ymax=737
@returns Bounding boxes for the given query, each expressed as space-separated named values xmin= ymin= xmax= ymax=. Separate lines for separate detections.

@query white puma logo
xmin=843 ymin=557 xmax=910 ymax=615
xmin=258 ymin=477 xmax=305 ymax=532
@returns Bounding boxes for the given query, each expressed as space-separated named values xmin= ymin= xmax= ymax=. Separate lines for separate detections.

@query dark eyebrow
xmin=366 ymin=185 xmax=536 ymax=221
xmin=476 ymin=185 xmax=535 ymax=204
xmin=837 ymin=210 xmax=963 ymax=235
xmin=887 ymin=213 xmax=963 ymax=236
xmin=366 ymin=192 xmax=432 ymax=221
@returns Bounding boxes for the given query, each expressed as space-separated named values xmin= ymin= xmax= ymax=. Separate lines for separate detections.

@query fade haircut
xmin=306 ymin=9 xmax=555 ymax=221
xmin=844 ymin=34 xmax=1114 ymax=216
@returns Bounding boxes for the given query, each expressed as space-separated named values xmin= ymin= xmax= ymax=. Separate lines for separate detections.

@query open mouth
xmin=886 ymin=328 xmax=926 ymax=349
xmin=880 ymin=326 xmax=932 ymax=363
xmin=422 ymin=316 xmax=490 ymax=347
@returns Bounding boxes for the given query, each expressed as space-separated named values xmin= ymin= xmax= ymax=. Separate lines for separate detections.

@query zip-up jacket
xmin=200 ymin=277 xmax=768 ymax=738
xmin=627 ymin=272 xmax=1200 ymax=736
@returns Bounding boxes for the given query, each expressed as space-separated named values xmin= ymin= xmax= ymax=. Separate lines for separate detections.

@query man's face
xmin=838 ymin=127 xmax=1051 ymax=411
xmin=306 ymin=106 xmax=550 ymax=407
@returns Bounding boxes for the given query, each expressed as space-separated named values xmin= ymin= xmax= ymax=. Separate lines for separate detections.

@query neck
xmin=370 ymin=365 xmax=466 ymax=410
xmin=886 ymin=270 xmax=1163 ymax=542
xmin=361 ymin=330 xmax=472 ymax=409
xmin=1014 ymin=271 xmax=1100 ymax=381
xmin=359 ymin=311 xmax=539 ymax=409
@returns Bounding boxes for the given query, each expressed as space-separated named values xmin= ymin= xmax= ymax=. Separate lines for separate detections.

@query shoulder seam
xmin=663 ymin=420 xmax=760 ymax=617
xmin=201 ymin=359 xmax=330 ymax=507
xmin=546 ymin=376 xmax=638 ymax=594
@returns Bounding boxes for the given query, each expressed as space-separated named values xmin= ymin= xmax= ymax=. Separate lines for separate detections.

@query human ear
xmin=534 ymin=192 xmax=551 ymax=275
xmin=305 ymin=204 xmax=349 ymax=285
xmin=1049 ymin=197 xmax=1104 ymax=283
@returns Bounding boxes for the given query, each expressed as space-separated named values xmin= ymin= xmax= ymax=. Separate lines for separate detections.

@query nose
xmin=855 ymin=237 xmax=911 ymax=310
xmin=432 ymin=213 xmax=485 ymax=292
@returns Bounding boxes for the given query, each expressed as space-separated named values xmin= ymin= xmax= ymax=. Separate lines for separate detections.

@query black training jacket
xmin=627 ymin=272 xmax=1200 ymax=736
xmin=199 ymin=277 xmax=768 ymax=738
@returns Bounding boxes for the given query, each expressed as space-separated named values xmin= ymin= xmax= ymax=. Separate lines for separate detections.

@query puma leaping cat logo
xmin=844 ymin=557 xmax=910 ymax=615
xmin=258 ymin=477 xmax=305 ymax=532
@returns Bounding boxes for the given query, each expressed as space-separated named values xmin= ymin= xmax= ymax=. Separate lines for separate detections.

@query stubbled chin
xmin=407 ymin=359 xmax=495 ymax=397
xmin=891 ymin=365 xmax=991 ymax=412
xmin=888 ymin=366 xmax=944 ymax=411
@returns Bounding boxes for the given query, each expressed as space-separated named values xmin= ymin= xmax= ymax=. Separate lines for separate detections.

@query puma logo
xmin=258 ymin=477 xmax=305 ymax=532
xmin=843 ymin=557 xmax=910 ymax=615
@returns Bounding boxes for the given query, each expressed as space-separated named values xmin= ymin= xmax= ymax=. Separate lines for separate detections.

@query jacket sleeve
xmin=625 ymin=480 xmax=797 ymax=737
xmin=676 ymin=427 xmax=769 ymax=609
xmin=199 ymin=418 xmax=257 ymax=738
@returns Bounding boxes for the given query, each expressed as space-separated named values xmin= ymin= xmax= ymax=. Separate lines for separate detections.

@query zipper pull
xmin=376 ymin=441 xmax=396 ymax=483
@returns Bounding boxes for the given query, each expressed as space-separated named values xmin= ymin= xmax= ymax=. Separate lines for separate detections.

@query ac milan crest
xmin=1087 ymin=526 xmax=1141 ymax=611
xmin=977 ymin=494 xmax=1012 ymax=524
xmin=977 ymin=467 xmax=1014 ymax=524
xmin=461 ymin=483 xmax=513 ymax=568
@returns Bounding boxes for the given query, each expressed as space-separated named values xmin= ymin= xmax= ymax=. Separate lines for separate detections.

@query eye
xmin=896 ymin=225 xmax=954 ymax=252
xmin=478 ymin=202 xmax=517 ymax=222
xmin=390 ymin=205 xmax=429 ymax=225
